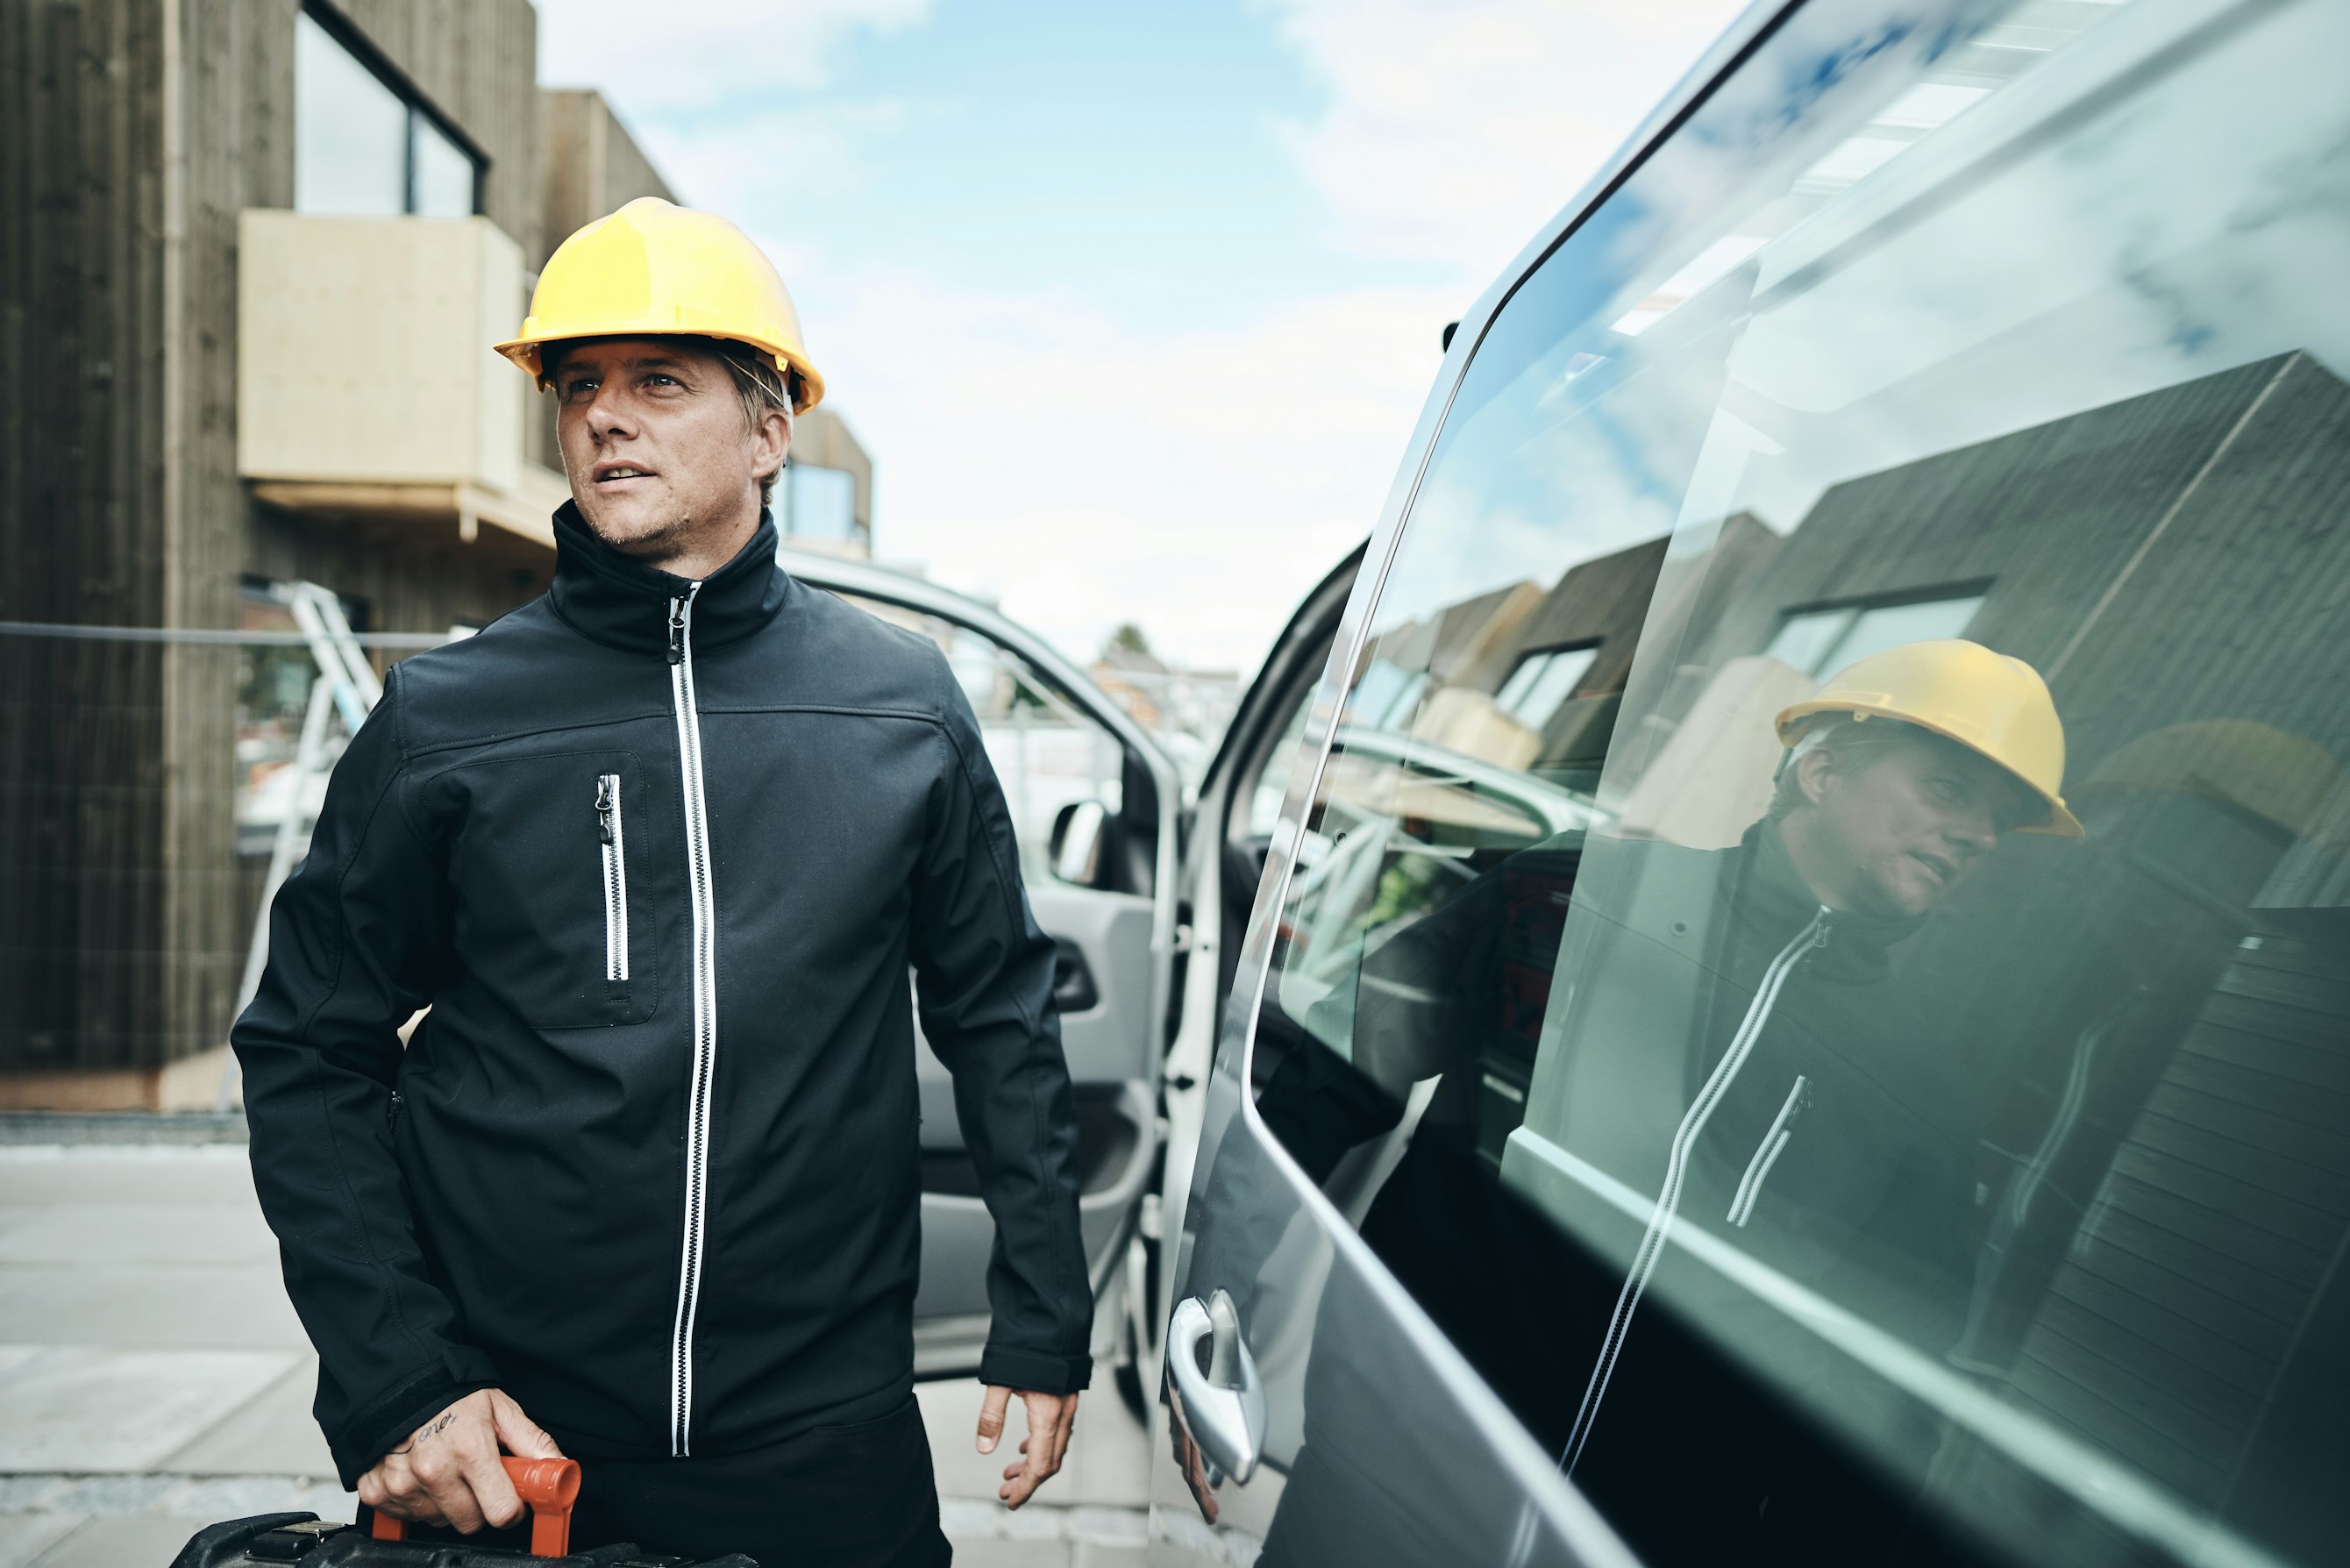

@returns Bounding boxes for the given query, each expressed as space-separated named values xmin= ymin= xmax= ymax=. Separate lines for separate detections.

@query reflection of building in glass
xmin=1622 ymin=355 xmax=2350 ymax=1542
xmin=1344 ymin=534 xmax=1669 ymax=781
xmin=1762 ymin=589 xmax=1984 ymax=679
xmin=1314 ymin=353 xmax=2350 ymax=1547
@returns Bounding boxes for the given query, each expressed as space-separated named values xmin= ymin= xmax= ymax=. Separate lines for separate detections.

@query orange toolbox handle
xmin=370 ymin=1455 xmax=582 ymax=1557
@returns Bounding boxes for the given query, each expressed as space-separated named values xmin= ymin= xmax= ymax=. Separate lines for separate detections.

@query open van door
xmin=1149 ymin=545 xmax=1363 ymax=1381
xmin=774 ymin=548 xmax=1181 ymax=1383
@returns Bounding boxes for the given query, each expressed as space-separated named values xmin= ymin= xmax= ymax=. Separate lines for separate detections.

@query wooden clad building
xmin=0 ymin=2 xmax=681 ymax=1105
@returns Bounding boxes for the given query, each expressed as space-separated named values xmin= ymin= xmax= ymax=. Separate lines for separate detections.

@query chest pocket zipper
xmin=1727 ymin=1073 xmax=1810 ymax=1228
xmin=595 ymin=773 xmax=630 ymax=983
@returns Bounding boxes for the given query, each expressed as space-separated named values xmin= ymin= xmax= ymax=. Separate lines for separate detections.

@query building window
xmin=1493 ymin=644 xmax=1599 ymax=729
xmin=409 ymin=116 xmax=477 ymax=218
xmin=781 ymin=464 xmax=859 ymax=545
xmin=294 ymin=8 xmax=481 ymax=219
xmin=1764 ymin=590 xmax=1986 ymax=679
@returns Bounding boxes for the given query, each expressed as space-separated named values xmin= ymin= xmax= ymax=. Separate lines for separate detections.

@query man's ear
xmin=752 ymin=407 xmax=792 ymax=483
xmin=1794 ymin=745 xmax=1837 ymax=809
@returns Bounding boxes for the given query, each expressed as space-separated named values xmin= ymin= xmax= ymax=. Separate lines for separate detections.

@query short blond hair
xmin=709 ymin=341 xmax=796 ymax=510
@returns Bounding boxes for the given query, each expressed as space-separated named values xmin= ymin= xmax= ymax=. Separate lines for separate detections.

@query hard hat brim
xmin=1776 ymin=699 xmax=2085 ymax=837
xmin=495 ymin=326 xmax=825 ymax=415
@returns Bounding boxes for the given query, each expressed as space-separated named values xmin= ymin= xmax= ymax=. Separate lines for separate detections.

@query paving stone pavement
xmin=0 ymin=1146 xmax=1148 ymax=1568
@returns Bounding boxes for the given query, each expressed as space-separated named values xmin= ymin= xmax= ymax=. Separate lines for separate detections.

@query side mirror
xmin=1050 ymin=799 xmax=1107 ymax=885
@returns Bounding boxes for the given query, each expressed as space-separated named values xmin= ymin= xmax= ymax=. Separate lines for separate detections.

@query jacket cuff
xmin=331 ymin=1347 xmax=502 ymax=1488
xmin=979 ymin=1344 xmax=1093 ymax=1396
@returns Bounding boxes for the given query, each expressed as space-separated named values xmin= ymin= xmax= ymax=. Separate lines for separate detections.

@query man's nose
xmin=1945 ymin=806 xmax=1999 ymax=859
xmin=582 ymin=381 xmax=635 ymax=440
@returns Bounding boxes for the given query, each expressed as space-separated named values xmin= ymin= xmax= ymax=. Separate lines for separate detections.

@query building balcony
xmin=237 ymin=210 xmax=567 ymax=548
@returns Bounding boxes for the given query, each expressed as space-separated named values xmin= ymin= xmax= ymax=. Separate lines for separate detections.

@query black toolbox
xmin=168 ymin=1514 xmax=756 ymax=1568
xmin=168 ymin=1458 xmax=756 ymax=1567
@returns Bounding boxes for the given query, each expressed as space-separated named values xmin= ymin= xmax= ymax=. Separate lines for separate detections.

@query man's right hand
xmin=356 ymin=1388 xmax=564 ymax=1534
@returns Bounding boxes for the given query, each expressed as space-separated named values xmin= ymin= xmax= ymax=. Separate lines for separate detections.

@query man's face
xmin=1796 ymin=733 xmax=2029 ymax=916
xmin=552 ymin=338 xmax=785 ymax=562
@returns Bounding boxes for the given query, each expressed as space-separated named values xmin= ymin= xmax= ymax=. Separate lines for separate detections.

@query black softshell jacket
xmin=232 ymin=508 xmax=1092 ymax=1487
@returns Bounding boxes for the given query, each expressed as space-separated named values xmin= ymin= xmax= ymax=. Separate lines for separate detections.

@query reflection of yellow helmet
xmin=496 ymin=198 xmax=825 ymax=413
xmin=2085 ymin=720 xmax=2341 ymax=838
xmin=1776 ymin=638 xmax=2083 ymax=837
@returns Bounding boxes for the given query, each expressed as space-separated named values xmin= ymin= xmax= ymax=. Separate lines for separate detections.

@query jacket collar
xmin=547 ymin=501 xmax=789 ymax=659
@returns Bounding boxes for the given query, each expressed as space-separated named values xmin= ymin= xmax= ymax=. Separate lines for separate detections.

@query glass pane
xmin=1763 ymin=607 xmax=1855 ymax=674
xmin=1241 ymin=0 xmax=2350 ymax=1563
xmin=293 ymin=12 xmax=407 ymax=217
xmin=1495 ymin=645 xmax=1599 ymax=729
xmin=409 ymin=113 xmax=477 ymax=218
xmin=1243 ymin=692 xmax=1315 ymax=844
xmin=785 ymin=465 xmax=858 ymax=544
xmin=1348 ymin=658 xmax=1421 ymax=731
xmin=1820 ymin=593 xmax=1985 ymax=674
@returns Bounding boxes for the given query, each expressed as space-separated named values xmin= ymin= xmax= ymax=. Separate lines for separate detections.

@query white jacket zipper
xmin=1561 ymin=908 xmax=1828 ymax=1475
xmin=666 ymin=586 xmax=717 ymax=1457
xmin=595 ymin=773 xmax=630 ymax=982
xmin=1727 ymin=1074 xmax=1809 ymax=1228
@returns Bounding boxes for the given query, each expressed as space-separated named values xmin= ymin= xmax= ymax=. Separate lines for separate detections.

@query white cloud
xmin=532 ymin=2 xmax=1749 ymax=676
xmin=794 ymin=258 xmax=1454 ymax=672
xmin=1261 ymin=0 xmax=1748 ymax=282
xmin=635 ymin=97 xmax=912 ymax=234
xmin=537 ymin=0 xmax=929 ymax=101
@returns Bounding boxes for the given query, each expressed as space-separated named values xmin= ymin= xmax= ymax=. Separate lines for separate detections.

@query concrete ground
xmin=0 ymin=1144 xmax=1146 ymax=1567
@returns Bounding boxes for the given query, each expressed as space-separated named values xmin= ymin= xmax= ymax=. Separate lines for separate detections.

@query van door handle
xmin=1167 ymin=1288 xmax=1266 ymax=1484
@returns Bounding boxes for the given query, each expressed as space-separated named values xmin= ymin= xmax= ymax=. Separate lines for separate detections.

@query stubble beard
xmin=580 ymin=497 xmax=699 ymax=563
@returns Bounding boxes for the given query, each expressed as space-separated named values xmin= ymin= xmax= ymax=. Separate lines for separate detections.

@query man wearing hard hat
xmin=235 ymin=199 xmax=1086 ymax=1567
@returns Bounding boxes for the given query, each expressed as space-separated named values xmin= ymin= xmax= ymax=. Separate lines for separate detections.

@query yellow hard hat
xmin=496 ymin=197 xmax=824 ymax=413
xmin=1776 ymin=638 xmax=2083 ymax=837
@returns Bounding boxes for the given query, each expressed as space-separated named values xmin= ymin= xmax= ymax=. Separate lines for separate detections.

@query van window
xmin=1244 ymin=0 xmax=2350 ymax=1563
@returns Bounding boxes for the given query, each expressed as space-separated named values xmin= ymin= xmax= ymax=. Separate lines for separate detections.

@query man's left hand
xmin=976 ymin=1385 xmax=1078 ymax=1509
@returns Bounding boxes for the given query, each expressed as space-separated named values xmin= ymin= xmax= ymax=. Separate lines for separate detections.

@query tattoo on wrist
xmin=411 ymin=1409 xmax=460 ymax=1445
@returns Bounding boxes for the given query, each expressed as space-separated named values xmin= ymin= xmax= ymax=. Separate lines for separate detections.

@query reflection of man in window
xmin=1222 ymin=640 xmax=2081 ymax=1563
xmin=1467 ymin=638 xmax=2077 ymax=1564
xmin=1543 ymin=640 xmax=2078 ymax=1458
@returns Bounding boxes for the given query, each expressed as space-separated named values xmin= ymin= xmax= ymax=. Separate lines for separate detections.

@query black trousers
xmin=374 ymin=1396 xmax=951 ymax=1568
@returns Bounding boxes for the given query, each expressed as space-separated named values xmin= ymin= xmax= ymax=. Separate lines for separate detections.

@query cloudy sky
xmin=539 ymin=0 xmax=1744 ymax=675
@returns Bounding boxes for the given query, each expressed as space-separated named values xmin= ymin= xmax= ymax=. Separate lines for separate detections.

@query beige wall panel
xmin=238 ymin=210 xmax=525 ymax=491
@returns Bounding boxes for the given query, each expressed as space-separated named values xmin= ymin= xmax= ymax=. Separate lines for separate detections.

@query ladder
xmin=217 ymin=583 xmax=387 ymax=1111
